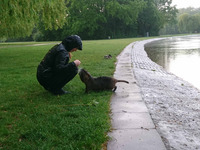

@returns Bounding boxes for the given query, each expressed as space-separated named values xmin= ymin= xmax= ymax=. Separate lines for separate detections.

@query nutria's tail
xmin=117 ymin=80 xmax=129 ymax=84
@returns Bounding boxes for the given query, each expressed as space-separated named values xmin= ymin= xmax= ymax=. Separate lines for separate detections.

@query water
xmin=145 ymin=35 xmax=200 ymax=90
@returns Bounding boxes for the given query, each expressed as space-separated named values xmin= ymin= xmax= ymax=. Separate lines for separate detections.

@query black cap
xmin=62 ymin=35 xmax=82 ymax=51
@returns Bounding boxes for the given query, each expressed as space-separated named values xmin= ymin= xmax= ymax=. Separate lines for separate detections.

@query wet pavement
xmin=107 ymin=40 xmax=166 ymax=150
xmin=107 ymin=38 xmax=200 ymax=150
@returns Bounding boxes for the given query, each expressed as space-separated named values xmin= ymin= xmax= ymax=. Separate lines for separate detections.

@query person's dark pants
xmin=37 ymin=69 xmax=78 ymax=93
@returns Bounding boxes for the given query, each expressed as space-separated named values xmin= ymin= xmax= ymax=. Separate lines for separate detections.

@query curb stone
xmin=107 ymin=41 xmax=166 ymax=150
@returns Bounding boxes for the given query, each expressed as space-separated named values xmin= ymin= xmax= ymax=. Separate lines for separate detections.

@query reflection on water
xmin=145 ymin=35 xmax=200 ymax=89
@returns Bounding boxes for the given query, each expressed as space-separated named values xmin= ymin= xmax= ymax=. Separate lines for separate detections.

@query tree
xmin=155 ymin=0 xmax=177 ymax=24
xmin=137 ymin=0 xmax=177 ymax=36
xmin=104 ymin=0 xmax=146 ymax=38
xmin=195 ymin=14 xmax=200 ymax=32
xmin=60 ymin=0 xmax=107 ymax=39
xmin=178 ymin=13 xmax=200 ymax=33
xmin=137 ymin=0 xmax=162 ymax=36
xmin=178 ymin=13 xmax=190 ymax=33
xmin=160 ymin=7 xmax=200 ymax=35
xmin=50 ymin=0 xmax=146 ymax=40
xmin=0 ymin=0 xmax=67 ymax=38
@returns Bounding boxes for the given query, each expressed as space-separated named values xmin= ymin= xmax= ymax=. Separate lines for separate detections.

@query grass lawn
xmin=0 ymin=37 xmax=152 ymax=149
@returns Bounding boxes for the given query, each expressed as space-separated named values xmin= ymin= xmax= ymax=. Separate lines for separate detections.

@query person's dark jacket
xmin=37 ymin=35 xmax=82 ymax=92
xmin=37 ymin=44 xmax=77 ymax=81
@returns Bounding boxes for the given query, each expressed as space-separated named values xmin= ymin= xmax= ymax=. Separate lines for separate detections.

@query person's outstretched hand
xmin=74 ymin=60 xmax=81 ymax=66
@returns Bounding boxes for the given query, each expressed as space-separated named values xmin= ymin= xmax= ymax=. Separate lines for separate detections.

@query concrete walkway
xmin=107 ymin=41 xmax=166 ymax=150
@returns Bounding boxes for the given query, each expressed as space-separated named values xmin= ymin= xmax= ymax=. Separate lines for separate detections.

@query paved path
xmin=0 ymin=43 xmax=57 ymax=49
xmin=107 ymin=40 xmax=166 ymax=150
xmin=131 ymin=39 xmax=200 ymax=150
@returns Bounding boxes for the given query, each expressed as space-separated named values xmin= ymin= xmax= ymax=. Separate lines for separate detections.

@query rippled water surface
xmin=145 ymin=35 xmax=200 ymax=89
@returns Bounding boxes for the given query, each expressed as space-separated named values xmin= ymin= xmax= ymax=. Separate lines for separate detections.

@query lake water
xmin=145 ymin=35 xmax=200 ymax=90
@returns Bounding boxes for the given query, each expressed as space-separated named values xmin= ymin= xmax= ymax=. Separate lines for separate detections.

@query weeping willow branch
xmin=0 ymin=0 xmax=68 ymax=38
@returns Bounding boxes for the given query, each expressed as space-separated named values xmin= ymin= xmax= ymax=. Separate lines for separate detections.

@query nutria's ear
xmin=82 ymin=69 xmax=92 ymax=78
xmin=85 ymin=74 xmax=90 ymax=81
xmin=79 ymin=68 xmax=92 ymax=82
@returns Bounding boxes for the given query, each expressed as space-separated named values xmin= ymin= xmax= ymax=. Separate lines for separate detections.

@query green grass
xmin=0 ymin=37 xmax=152 ymax=149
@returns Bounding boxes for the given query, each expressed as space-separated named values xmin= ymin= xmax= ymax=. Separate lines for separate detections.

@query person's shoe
xmin=51 ymin=89 xmax=69 ymax=95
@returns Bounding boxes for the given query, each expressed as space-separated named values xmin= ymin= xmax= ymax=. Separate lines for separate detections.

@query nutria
xmin=79 ymin=68 xmax=129 ymax=93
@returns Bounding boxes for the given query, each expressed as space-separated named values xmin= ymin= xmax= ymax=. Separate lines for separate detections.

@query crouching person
xmin=37 ymin=35 xmax=82 ymax=95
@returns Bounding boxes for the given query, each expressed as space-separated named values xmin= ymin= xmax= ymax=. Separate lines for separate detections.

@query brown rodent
xmin=79 ymin=68 xmax=129 ymax=93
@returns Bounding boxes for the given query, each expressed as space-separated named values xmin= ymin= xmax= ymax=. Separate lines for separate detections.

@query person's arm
xmin=54 ymin=50 xmax=77 ymax=73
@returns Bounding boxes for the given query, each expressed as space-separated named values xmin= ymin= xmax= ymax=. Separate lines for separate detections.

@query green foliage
xmin=155 ymin=0 xmax=178 ymax=24
xmin=1 ymin=0 xmax=178 ymax=40
xmin=40 ymin=0 xmax=146 ymax=40
xmin=178 ymin=13 xmax=200 ymax=33
xmin=106 ymin=0 xmax=145 ymax=25
xmin=160 ymin=7 xmax=200 ymax=35
xmin=62 ymin=0 xmax=176 ymax=38
xmin=66 ymin=0 xmax=107 ymax=37
xmin=137 ymin=0 xmax=178 ymax=36
xmin=178 ymin=7 xmax=200 ymax=16
xmin=0 ymin=0 xmax=67 ymax=38
xmin=178 ymin=13 xmax=190 ymax=33
xmin=104 ymin=0 xmax=146 ymax=38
